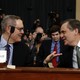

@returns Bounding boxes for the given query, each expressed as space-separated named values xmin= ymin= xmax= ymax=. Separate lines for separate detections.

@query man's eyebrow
xmin=60 ymin=31 xmax=66 ymax=33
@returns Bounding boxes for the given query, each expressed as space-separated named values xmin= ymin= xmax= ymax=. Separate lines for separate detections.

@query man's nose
xmin=60 ymin=33 xmax=63 ymax=38
xmin=21 ymin=29 xmax=24 ymax=34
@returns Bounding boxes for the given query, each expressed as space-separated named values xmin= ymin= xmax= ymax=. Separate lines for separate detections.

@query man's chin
xmin=54 ymin=39 xmax=59 ymax=42
xmin=15 ymin=39 xmax=21 ymax=42
xmin=64 ymin=41 xmax=68 ymax=45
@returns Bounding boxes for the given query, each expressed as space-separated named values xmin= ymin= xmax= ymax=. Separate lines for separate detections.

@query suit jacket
xmin=12 ymin=42 xmax=33 ymax=67
xmin=58 ymin=46 xmax=73 ymax=68
xmin=36 ymin=39 xmax=73 ymax=68
xmin=0 ymin=35 xmax=33 ymax=67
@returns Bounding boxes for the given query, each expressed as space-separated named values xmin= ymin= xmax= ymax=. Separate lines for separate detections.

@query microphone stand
xmin=7 ymin=34 xmax=12 ymax=45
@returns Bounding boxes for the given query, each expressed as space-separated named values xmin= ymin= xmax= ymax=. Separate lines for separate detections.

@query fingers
xmin=54 ymin=53 xmax=62 ymax=57
xmin=51 ymin=51 xmax=56 ymax=54
xmin=51 ymin=52 xmax=62 ymax=57
xmin=44 ymin=52 xmax=62 ymax=64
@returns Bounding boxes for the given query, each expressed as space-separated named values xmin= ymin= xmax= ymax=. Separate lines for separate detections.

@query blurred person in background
xmin=0 ymin=8 xmax=6 ymax=34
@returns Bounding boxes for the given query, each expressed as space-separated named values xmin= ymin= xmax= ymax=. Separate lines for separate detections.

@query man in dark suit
xmin=60 ymin=19 xmax=80 ymax=68
xmin=0 ymin=15 xmax=33 ymax=67
xmin=36 ymin=25 xmax=71 ymax=67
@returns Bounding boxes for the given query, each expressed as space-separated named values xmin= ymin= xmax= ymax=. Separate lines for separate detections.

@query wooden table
xmin=0 ymin=67 xmax=80 ymax=80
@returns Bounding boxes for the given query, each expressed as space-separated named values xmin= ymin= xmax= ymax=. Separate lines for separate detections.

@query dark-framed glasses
xmin=15 ymin=27 xmax=24 ymax=32
xmin=10 ymin=26 xmax=24 ymax=32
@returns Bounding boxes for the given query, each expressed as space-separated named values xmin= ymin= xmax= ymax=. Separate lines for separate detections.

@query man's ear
xmin=6 ymin=26 xmax=15 ymax=34
xmin=74 ymin=28 xmax=78 ymax=35
xmin=6 ymin=26 xmax=10 ymax=33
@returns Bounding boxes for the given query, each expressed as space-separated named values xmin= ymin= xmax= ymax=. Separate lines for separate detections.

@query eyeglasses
xmin=15 ymin=27 xmax=24 ymax=32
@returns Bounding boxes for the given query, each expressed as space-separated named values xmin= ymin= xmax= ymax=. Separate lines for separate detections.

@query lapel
xmin=60 ymin=40 xmax=64 ymax=52
xmin=45 ymin=40 xmax=52 ymax=54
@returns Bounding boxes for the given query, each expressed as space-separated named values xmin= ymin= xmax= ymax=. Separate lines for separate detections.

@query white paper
xmin=7 ymin=65 xmax=16 ymax=69
xmin=0 ymin=50 xmax=7 ymax=63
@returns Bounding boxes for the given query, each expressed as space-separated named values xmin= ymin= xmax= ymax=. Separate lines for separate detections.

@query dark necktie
xmin=76 ymin=46 xmax=80 ymax=68
xmin=5 ymin=44 xmax=10 ymax=63
xmin=52 ymin=42 xmax=58 ymax=67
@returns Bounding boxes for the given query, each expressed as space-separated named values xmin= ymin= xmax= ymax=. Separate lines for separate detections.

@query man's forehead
xmin=60 ymin=27 xmax=67 ymax=33
xmin=16 ymin=19 xmax=23 ymax=27
xmin=61 ymin=22 xmax=69 ymax=30
xmin=61 ymin=22 xmax=69 ymax=28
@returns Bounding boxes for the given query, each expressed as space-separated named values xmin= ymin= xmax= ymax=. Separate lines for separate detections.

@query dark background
xmin=0 ymin=0 xmax=76 ymax=31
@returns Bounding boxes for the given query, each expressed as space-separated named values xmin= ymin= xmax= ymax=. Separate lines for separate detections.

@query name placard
xmin=0 ymin=50 xmax=7 ymax=63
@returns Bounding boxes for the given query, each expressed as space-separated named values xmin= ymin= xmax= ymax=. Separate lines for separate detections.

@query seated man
xmin=0 ymin=15 xmax=33 ymax=67
xmin=36 ymin=25 xmax=72 ymax=68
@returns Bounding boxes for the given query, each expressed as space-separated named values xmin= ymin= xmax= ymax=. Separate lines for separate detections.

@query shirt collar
xmin=77 ymin=40 xmax=80 ymax=47
xmin=0 ymin=35 xmax=13 ymax=48
xmin=52 ymin=40 xmax=60 ymax=44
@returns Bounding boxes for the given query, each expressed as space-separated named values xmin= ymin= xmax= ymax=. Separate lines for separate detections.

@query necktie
xmin=5 ymin=44 xmax=10 ymax=63
xmin=76 ymin=46 xmax=80 ymax=68
xmin=52 ymin=42 xmax=58 ymax=67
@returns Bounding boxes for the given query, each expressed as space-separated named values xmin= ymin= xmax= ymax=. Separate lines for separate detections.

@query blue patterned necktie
xmin=5 ymin=44 xmax=10 ymax=63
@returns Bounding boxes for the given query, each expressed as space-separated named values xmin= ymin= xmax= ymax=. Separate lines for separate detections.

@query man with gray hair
xmin=0 ymin=15 xmax=33 ymax=67
xmin=60 ymin=19 xmax=80 ymax=68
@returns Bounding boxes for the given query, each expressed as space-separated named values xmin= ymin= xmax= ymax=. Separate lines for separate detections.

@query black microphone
xmin=6 ymin=26 xmax=15 ymax=64
xmin=10 ymin=26 xmax=15 ymax=34
xmin=7 ymin=26 xmax=15 ymax=44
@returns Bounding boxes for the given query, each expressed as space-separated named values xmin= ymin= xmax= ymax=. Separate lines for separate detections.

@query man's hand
xmin=43 ymin=51 xmax=62 ymax=64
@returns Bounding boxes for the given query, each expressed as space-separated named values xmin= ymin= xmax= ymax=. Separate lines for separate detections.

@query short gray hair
xmin=61 ymin=19 xmax=80 ymax=33
xmin=1 ymin=15 xmax=21 ymax=33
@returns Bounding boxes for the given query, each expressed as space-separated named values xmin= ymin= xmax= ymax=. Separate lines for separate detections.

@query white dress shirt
xmin=0 ymin=35 xmax=13 ymax=65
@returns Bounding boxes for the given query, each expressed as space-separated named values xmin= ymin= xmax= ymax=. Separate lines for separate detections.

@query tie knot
xmin=5 ymin=44 xmax=10 ymax=50
xmin=55 ymin=42 xmax=57 ymax=45
xmin=6 ymin=44 xmax=10 ymax=47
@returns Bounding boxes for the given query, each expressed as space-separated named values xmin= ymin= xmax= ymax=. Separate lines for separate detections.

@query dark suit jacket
xmin=58 ymin=46 xmax=73 ymax=68
xmin=36 ymin=39 xmax=73 ymax=68
xmin=0 ymin=34 xmax=33 ymax=67
xmin=12 ymin=42 xmax=33 ymax=67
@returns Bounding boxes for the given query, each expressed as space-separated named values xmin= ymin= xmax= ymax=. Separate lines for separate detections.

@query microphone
xmin=6 ymin=26 xmax=15 ymax=64
xmin=7 ymin=26 xmax=15 ymax=44
xmin=10 ymin=26 xmax=15 ymax=34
